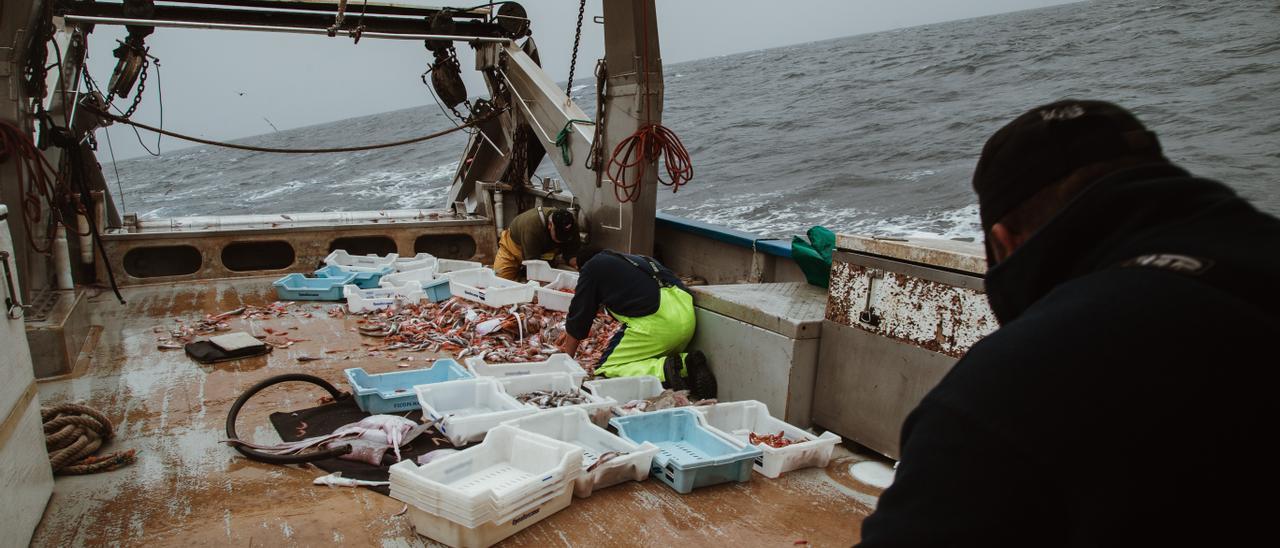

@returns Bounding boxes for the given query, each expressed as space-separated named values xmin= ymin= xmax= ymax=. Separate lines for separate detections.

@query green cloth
xmin=595 ymin=286 xmax=696 ymax=380
xmin=507 ymin=207 xmax=581 ymax=260
xmin=791 ymin=226 xmax=836 ymax=288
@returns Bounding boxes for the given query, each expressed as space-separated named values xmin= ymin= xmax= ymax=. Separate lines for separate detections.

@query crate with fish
xmin=534 ymin=271 xmax=578 ymax=312
xmin=435 ymin=258 xmax=483 ymax=275
xmin=314 ymin=264 xmax=393 ymax=289
xmin=497 ymin=372 xmax=615 ymax=414
xmin=464 ymin=354 xmax=589 ymax=387
xmin=695 ymin=400 xmax=841 ymax=478
xmin=504 ymin=407 xmax=660 ymax=498
xmin=344 ymin=282 xmax=430 ymax=313
xmin=447 ymin=267 xmax=539 ymax=307
xmin=393 ymin=252 xmax=438 ymax=273
xmin=390 ymin=425 xmax=581 ymax=546
xmin=416 ymin=378 xmax=537 ymax=445
xmin=522 ymin=259 xmax=578 ymax=284
xmin=345 ymin=359 xmax=473 ymax=414
xmin=272 ymin=272 xmax=356 ymax=301
xmin=610 ymin=408 xmax=762 ymax=494
xmin=324 ymin=249 xmax=399 ymax=272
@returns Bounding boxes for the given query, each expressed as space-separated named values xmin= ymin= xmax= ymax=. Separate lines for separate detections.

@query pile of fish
xmin=155 ymin=303 xmax=321 ymax=350
xmin=352 ymin=296 xmax=620 ymax=371
xmin=514 ymin=389 xmax=592 ymax=409
xmin=749 ymin=431 xmax=795 ymax=449
xmin=607 ymin=389 xmax=716 ymax=417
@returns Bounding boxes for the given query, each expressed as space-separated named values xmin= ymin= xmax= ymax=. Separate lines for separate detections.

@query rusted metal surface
xmin=101 ymin=217 xmax=496 ymax=286
xmin=826 ymin=259 xmax=996 ymax=358
xmin=31 ymin=277 xmax=878 ymax=546
xmin=836 ymin=234 xmax=987 ymax=275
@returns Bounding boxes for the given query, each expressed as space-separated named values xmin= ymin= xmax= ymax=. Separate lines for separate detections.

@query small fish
xmin=587 ymin=450 xmax=628 ymax=472
xmin=296 ymin=356 xmax=322 ymax=362
xmin=313 ymin=471 xmax=390 ymax=488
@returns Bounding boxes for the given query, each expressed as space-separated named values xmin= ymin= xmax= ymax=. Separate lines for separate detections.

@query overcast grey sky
xmin=87 ymin=0 xmax=1074 ymax=159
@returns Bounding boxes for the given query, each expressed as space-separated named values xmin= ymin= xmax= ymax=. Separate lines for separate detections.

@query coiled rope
xmin=43 ymin=403 xmax=136 ymax=475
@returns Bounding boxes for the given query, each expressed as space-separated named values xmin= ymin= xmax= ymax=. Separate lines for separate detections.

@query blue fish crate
xmin=420 ymin=277 xmax=452 ymax=303
xmin=272 ymin=272 xmax=355 ymax=301
xmin=345 ymin=360 xmax=474 ymax=413
xmin=314 ymin=264 xmax=392 ymax=289
xmin=610 ymin=408 xmax=762 ymax=494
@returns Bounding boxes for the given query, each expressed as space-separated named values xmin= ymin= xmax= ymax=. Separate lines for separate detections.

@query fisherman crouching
xmin=857 ymin=99 xmax=1280 ymax=547
xmin=494 ymin=207 xmax=580 ymax=280
xmin=556 ymin=247 xmax=717 ymax=400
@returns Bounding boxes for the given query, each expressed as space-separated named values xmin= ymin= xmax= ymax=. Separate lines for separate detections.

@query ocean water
xmin=102 ymin=0 xmax=1280 ymax=240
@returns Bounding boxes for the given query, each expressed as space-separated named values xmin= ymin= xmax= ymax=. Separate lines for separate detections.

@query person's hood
xmin=984 ymin=163 xmax=1280 ymax=324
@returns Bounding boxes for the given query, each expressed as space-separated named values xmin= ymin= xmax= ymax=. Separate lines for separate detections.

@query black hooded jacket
xmin=858 ymin=164 xmax=1280 ymax=547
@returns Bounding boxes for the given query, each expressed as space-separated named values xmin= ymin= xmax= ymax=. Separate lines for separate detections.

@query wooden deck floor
xmin=32 ymin=277 xmax=883 ymax=546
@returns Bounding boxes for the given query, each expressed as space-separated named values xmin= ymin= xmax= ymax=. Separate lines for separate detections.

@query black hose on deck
xmin=224 ymin=373 xmax=354 ymax=465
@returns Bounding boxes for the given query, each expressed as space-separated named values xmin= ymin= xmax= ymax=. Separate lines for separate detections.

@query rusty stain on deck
xmin=32 ymin=277 xmax=876 ymax=546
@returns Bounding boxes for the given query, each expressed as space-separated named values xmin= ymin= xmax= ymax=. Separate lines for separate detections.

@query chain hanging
xmin=565 ymin=0 xmax=587 ymax=96
xmin=120 ymin=55 xmax=150 ymax=119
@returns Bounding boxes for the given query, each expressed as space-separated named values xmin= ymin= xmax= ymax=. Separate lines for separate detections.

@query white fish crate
xmin=464 ymin=354 xmax=588 ymax=387
xmin=534 ymin=272 xmax=578 ymax=312
xmin=522 ymin=260 xmax=577 ymax=283
xmin=416 ymin=378 xmax=537 ymax=445
xmin=389 ymin=426 xmax=581 ymax=521
xmin=393 ymin=252 xmax=438 ymax=273
xmin=403 ymin=480 xmax=573 ymax=548
xmin=343 ymin=282 xmax=427 ymax=313
xmin=447 ymin=268 xmax=538 ymax=307
xmin=324 ymin=249 xmax=399 ymax=272
xmin=497 ymin=372 xmax=616 ymax=414
xmin=380 ymin=267 xmax=438 ymax=288
xmin=436 ymin=258 xmax=483 ymax=275
xmin=695 ymin=400 xmax=841 ymax=478
xmin=504 ymin=407 xmax=660 ymax=498
xmin=582 ymin=375 xmax=664 ymax=406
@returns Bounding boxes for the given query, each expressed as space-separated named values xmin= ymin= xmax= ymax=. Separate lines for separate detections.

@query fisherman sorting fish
xmin=556 ymin=247 xmax=717 ymax=400
xmin=493 ymin=206 xmax=581 ymax=280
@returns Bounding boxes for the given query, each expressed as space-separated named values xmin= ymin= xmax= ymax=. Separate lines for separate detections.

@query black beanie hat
xmin=549 ymin=208 xmax=576 ymax=238
xmin=972 ymin=99 xmax=1166 ymax=233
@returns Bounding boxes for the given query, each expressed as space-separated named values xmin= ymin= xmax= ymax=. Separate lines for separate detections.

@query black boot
xmin=662 ymin=354 xmax=688 ymax=392
xmin=684 ymin=350 xmax=717 ymax=401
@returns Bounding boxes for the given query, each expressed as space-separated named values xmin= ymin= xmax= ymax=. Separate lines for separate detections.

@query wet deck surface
xmin=33 ymin=277 xmax=882 ymax=546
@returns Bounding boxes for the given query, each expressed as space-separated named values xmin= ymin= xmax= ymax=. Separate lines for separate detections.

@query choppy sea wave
xmin=104 ymin=0 xmax=1280 ymax=240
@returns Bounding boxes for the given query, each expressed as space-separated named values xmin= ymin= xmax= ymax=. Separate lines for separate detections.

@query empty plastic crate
xmin=324 ymin=249 xmax=398 ymax=272
xmin=436 ymin=258 xmax=483 ymax=275
xmin=504 ymin=407 xmax=660 ymax=498
xmin=416 ymin=378 xmax=537 ymax=445
xmin=582 ymin=375 xmax=664 ymax=404
xmin=344 ymin=360 xmax=473 ymax=413
xmin=314 ymin=264 xmax=392 ymax=289
xmin=522 ymin=260 xmax=576 ymax=283
xmin=393 ymin=253 xmax=438 ymax=273
xmin=695 ymin=400 xmax=841 ymax=478
xmin=447 ymin=268 xmax=538 ymax=307
xmin=344 ymin=282 xmax=427 ymax=313
xmin=380 ymin=267 xmax=439 ymax=288
xmin=389 ymin=426 xmax=582 ymax=546
xmin=403 ymin=482 xmax=572 ymax=548
xmin=464 ymin=354 xmax=588 ymax=387
xmin=272 ymin=272 xmax=355 ymax=301
xmin=610 ymin=408 xmax=762 ymax=494
xmin=497 ymin=373 xmax=615 ymax=414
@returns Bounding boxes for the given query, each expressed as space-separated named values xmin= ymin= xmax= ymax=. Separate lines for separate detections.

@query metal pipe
xmin=132 ymin=209 xmax=453 ymax=231
xmin=61 ymin=15 xmax=512 ymax=42
xmin=75 ymin=201 xmax=93 ymax=265
xmin=52 ymin=226 xmax=75 ymax=290
xmin=494 ymin=190 xmax=505 ymax=232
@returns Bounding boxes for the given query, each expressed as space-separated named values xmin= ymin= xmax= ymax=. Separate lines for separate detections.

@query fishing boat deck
xmin=31 ymin=277 xmax=883 ymax=546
